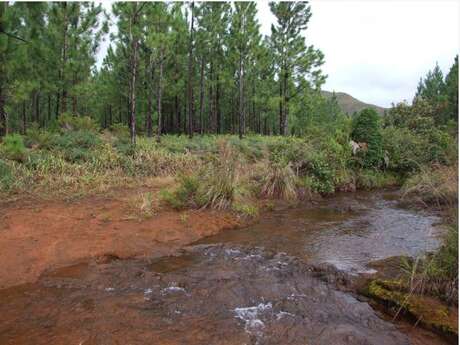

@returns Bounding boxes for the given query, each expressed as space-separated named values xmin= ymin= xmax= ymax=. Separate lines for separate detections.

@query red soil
xmin=0 ymin=190 xmax=240 ymax=289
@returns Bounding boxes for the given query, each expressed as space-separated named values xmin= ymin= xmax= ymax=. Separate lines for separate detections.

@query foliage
xmin=351 ymin=108 xmax=383 ymax=168
xmin=58 ymin=113 xmax=100 ymax=132
xmin=355 ymin=170 xmax=400 ymax=190
xmin=0 ymin=159 xmax=14 ymax=191
xmin=0 ymin=133 xmax=27 ymax=161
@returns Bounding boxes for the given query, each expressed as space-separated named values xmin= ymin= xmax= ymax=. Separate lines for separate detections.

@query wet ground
xmin=0 ymin=190 xmax=452 ymax=345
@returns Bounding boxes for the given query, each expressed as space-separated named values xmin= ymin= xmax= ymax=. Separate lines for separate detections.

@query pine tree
xmin=444 ymin=55 xmax=458 ymax=122
xmin=269 ymin=1 xmax=325 ymax=135
xmin=230 ymin=2 xmax=261 ymax=139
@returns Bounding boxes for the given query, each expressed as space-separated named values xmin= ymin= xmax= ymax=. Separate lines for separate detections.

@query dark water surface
xmin=0 ymin=190 xmax=449 ymax=345
xmin=195 ymin=190 xmax=443 ymax=274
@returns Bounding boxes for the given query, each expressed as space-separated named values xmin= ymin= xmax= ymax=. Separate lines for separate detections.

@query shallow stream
xmin=0 ymin=190 xmax=449 ymax=345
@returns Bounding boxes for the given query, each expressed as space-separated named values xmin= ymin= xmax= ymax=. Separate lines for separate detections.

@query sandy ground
xmin=0 ymin=189 xmax=240 ymax=289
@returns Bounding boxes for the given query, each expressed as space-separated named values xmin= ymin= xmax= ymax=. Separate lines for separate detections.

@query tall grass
xmin=402 ymin=165 xmax=458 ymax=208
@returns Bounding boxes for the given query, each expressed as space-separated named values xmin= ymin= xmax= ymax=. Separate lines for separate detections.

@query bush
xmin=1 ymin=134 xmax=27 ymax=162
xmin=351 ymin=108 xmax=384 ymax=168
xmin=308 ymin=154 xmax=335 ymax=194
xmin=0 ymin=159 xmax=14 ymax=191
xmin=58 ymin=113 xmax=99 ymax=132
xmin=355 ymin=169 xmax=400 ymax=190
xmin=159 ymin=174 xmax=201 ymax=210
xmin=24 ymin=125 xmax=56 ymax=149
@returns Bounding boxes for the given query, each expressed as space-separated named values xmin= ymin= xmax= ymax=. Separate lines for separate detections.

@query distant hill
xmin=321 ymin=90 xmax=386 ymax=115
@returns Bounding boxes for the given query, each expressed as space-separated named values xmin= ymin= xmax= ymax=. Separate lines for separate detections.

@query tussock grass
xmin=402 ymin=165 xmax=458 ymax=208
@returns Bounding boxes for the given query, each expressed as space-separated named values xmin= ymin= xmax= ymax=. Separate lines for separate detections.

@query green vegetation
xmin=365 ymin=279 xmax=458 ymax=337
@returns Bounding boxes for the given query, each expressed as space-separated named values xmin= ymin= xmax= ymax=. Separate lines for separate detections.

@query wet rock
xmin=0 ymin=245 xmax=411 ymax=345
xmin=364 ymin=279 xmax=458 ymax=340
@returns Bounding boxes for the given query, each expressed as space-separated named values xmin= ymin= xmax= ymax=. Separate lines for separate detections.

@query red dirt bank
xmin=0 ymin=191 xmax=240 ymax=289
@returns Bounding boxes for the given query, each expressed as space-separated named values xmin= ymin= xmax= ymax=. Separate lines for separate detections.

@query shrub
xmin=52 ymin=130 xmax=101 ymax=150
xmin=1 ymin=134 xmax=27 ymax=162
xmin=110 ymin=123 xmax=130 ymax=139
xmin=355 ymin=169 xmax=400 ymax=190
xmin=0 ymin=159 xmax=14 ymax=191
xmin=351 ymin=108 xmax=384 ymax=168
xmin=308 ymin=154 xmax=335 ymax=194
xmin=58 ymin=113 xmax=99 ymax=132
xmin=159 ymin=174 xmax=201 ymax=210
xmin=24 ymin=125 xmax=56 ymax=149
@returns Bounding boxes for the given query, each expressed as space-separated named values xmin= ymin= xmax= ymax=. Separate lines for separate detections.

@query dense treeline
xmin=0 ymin=1 xmax=341 ymax=143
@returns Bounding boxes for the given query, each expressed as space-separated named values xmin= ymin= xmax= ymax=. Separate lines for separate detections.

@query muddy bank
xmin=0 ymin=245 xmax=411 ymax=345
xmin=0 ymin=190 xmax=240 ymax=289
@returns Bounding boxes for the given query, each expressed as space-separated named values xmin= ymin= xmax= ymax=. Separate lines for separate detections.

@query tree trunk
xmin=209 ymin=61 xmax=215 ymax=133
xmin=146 ymin=59 xmax=154 ymax=137
xmin=60 ymin=2 xmax=68 ymax=115
xmin=216 ymin=74 xmax=221 ymax=134
xmin=35 ymin=92 xmax=40 ymax=124
xmin=48 ymin=94 xmax=52 ymax=122
xmin=279 ymin=80 xmax=283 ymax=135
xmin=238 ymin=55 xmax=244 ymax=139
xmin=174 ymin=95 xmax=180 ymax=134
xmin=55 ymin=92 xmax=60 ymax=118
xmin=0 ymin=87 xmax=8 ymax=137
xmin=109 ymin=104 xmax=112 ymax=127
xmin=186 ymin=2 xmax=195 ymax=139
xmin=199 ymin=57 xmax=205 ymax=135
xmin=129 ymin=38 xmax=138 ymax=145
xmin=156 ymin=50 xmax=164 ymax=142
xmin=22 ymin=101 xmax=27 ymax=134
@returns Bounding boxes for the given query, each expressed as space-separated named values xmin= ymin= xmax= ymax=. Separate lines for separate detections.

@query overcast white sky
xmin=98 ymin=0 xmax=460 ymax=108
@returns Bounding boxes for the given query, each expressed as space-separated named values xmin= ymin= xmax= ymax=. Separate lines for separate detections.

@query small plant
xmin=179 ymin=212 xmax=189 ymax=224
xmin=1 ymin=133 xmax=27 ymax=162
xmin=159 ymin=174 xmax=200 ymax=210
xmin=128 ymin=192 xmax=156 ymax=218
xmin=232 ymin=201 xmax=259 ymax=218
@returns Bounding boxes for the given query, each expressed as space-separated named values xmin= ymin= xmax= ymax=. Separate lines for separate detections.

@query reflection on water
xmin=195 ymin=190 xmax=442 ymax=273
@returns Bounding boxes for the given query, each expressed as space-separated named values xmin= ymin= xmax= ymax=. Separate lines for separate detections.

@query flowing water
xmin=0 ymin=190 xmax=449 ymax=345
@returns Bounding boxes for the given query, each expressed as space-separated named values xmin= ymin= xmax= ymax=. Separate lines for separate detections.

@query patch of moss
xmin=366 ymin=279 xmax=458 ymax=338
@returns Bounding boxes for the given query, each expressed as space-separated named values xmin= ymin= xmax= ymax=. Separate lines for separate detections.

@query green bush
xmin=382 ymin=127 xmax=425 ymax=173
xmin=159 ymin=174 xmax=201 ymax=209
xmin=356 ymin=169 xmax=400 ymax=190
xmin=58 ymin=113 xmax=99 ymax=132
xmin=0 ymin=159 xmax=14 ymax=190
xmin=1 ymin=133 xmax=27 ymax=162
xmin=352 ymin=108 xmax=384 ymax=168
xmin=24 ymin=125 xmax=57 ymax=149
xmin=53 ymin=130 xmax=101 ymax=150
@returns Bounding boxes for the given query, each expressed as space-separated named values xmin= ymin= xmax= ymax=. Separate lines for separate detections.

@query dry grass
xmin=402 ymin=164 xmax=458 ymax=208
xmin=259 ymin=161 xmax=298 ymax=201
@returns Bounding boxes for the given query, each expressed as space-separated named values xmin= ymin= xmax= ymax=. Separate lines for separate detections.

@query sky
xmin=98 ymin=0 xmax=460 ymax=108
